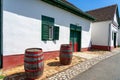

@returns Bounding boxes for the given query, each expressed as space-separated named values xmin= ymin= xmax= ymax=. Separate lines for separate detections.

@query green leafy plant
xmin=0 ymin=75 xmax=5 ymax=79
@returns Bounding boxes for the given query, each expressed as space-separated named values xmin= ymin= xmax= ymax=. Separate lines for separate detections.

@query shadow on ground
xmin=4 ymin=72 xmax=28 ymax=80
xmin=47 ymin=61 xmax=65 ymax=66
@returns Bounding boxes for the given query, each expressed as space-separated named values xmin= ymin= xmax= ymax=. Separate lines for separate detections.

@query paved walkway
xmin=48 ymin=48 xmax=120 ymax=80
xmin=72 ymin=53 xmax=120 ymax=80
xmin=73 ymin=52 xmax=100 ymax=59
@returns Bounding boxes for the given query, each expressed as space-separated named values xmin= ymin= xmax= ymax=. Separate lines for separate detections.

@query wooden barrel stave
xmin=24 ymin=61 xmax=44 ymax=70
xmin=24 ymin=55 xmax=44 ymax=62
xmin=24 ymin=48 xmax=44 ymax=79
xmin=60 ymin=53 xmax=72 ymax=58
xmin=25 ymin=52 xmax=43 ymax=57
xmin=59 ymin=44 xmax=73 ymax=65
xmin=26 ymin=70 xmax=43 ymax=79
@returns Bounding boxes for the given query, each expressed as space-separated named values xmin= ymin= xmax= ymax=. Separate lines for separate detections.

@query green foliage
xmin=0 ymin=75 xmax=5 ymax=79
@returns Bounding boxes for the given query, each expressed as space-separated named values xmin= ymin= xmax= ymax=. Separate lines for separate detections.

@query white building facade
xmin=1 ymin=0 xmax=120 ymax=70
xmin=88 ymin=5 xmax=120 ymax=51
xmin=2 ymin=0 xmax=95 ymax=69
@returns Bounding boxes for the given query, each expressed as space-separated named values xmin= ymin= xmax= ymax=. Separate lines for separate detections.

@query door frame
xmin=0 ymin=0 xmax=3 ymax=69
xmin=70 ymin=24 xmax=82 ymax=52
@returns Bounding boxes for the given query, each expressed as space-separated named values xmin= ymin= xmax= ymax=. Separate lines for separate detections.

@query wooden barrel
xmin=24 ymin=48 xmax=44 ymax=79
xmin=59 ymin=44 xmax=73 ymax=65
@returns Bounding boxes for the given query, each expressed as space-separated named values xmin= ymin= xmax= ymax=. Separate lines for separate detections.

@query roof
xmin=41 ymin=0 xmax=95 ymax=21
xmin=86 ymin=4 xmax=117 ymax=22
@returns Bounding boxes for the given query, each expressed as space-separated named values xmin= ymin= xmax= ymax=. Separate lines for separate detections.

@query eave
xmin=41 ymin=0 xmax=95 ymax=21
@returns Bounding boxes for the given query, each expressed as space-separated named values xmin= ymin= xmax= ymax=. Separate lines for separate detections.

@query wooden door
xmin=70 ymin=24 xmax=81 ymax=52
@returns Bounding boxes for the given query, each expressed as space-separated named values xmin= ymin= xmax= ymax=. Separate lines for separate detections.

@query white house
xmin=87 ymin=4 xmax=120 ymax=51
xmin=1 ymin=0 xmax=120 ymax=70
xmin=2 ymin=0 xmax=95 ymax=69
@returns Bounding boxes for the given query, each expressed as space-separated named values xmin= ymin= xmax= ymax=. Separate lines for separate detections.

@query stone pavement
xmin=73 ymin=52 xmax=102 ymax=59
xmin=72 ymin=50 xmax=120 ymax=80
xmin=47 ymin=48 xmax=120 ymax=80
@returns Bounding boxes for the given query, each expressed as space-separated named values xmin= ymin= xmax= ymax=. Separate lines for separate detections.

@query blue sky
xmin=68 ymin=0 xmax=120 ymax=15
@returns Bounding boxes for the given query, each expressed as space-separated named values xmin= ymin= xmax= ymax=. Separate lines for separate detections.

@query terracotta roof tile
xmin=86 ymin=4 xmax=117 ymax=22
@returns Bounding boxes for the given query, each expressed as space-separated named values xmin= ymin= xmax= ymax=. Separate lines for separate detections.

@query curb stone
xmin=47 ymin=49 xmax=120 ymax=80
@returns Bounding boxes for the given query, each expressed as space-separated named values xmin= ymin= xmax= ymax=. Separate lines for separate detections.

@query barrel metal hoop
xmin=26 ymin=51 xmax=42 ymax=54
xmin=60 ymin=58 xmax=71 ymax=61
xmin=25 ymin=67 xmax=44 ymax=72
xmin=60 ymin=50 xmax=72 ymax=52
xmin=24 ymin=59 xmax=43 ymax=64
xmin=25 ymin=54 xmax=44 ymax=58
xmin=60 ymin=52 xmax=72 ymax=54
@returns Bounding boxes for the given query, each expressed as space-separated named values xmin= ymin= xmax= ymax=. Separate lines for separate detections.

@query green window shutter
xmin=53 ymin=26 xmax=59 ymax=40
xmin=42 ymin=15 xmax=54 ymax=26
xmin=76 ymin=26 xmax=82 ymax=31
xmin=70 ymin=24 xmax=76 ymax=30
xmin=48 ymin=17 xmax=54 ymax=26
xmin=42 ymin=24 xmax=49 ymax=40
xmin=41 ymin=15 xmax=55 ymax=41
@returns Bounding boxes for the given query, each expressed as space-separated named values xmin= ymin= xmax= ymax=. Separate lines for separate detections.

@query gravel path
xmin=47 ymin=48 xmax=120 ymax=80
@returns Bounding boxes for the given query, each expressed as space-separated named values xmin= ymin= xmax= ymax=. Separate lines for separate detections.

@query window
xmin=41 ymin=15 xmax=59 ymax=41
xmin=53 ymin=26 xmax=59 ymax=40
xmin=49 ymin=26 xmax=53 ymax=40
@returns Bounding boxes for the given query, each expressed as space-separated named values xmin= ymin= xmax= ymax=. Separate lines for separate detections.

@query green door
xmin=70 ymin=24 xmax=81 ymax=52
xmin=76 ymin=31 xmax=81 ymax=51
xmin=70 ymin=30 xmax=75 ymax=51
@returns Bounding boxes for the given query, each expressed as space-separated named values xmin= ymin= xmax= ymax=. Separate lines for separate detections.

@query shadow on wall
xmin=3 ymin=0 xmax=44 ymax=20
xmin=86 ymin=39 xmax=92 ymax=51
xmin=4 ymin=0 xmax=91 ymax=32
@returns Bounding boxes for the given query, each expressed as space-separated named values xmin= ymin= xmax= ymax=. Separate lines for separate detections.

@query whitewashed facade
xmin=2 ymin=0 xmax=120 ymax=69
xmin=91 ymin=10 xmax=119 ymax=50
xmin=91 ymin=21 xmax=111 ymax=46
xmin=3 ymin=0 xmax=93 ymax=56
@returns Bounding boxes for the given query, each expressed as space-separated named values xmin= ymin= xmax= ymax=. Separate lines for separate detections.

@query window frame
xmin=41 ymin=15 xmax=59 ymax=41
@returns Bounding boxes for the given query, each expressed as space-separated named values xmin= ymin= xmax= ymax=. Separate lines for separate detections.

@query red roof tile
xmin=86 ymin=4 xmax=117 ymax=22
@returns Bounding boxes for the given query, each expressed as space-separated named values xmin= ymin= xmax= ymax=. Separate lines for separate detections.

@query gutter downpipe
xmin=108 ymin=23 xmax=111 ymax=51
xmin=0 ymin=0 xmax=3 ymax=69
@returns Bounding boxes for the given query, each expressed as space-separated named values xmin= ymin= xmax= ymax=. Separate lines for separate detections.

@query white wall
xmin=3 ymin=0 xmax=92 ymax=56
xmin=113 ymin=13 xmax=119 ymax=25
xmin=91 ymin=21 xmax=111 ymax=46
xmin=110 ymin=24 xmax=118 ymax=47
xmin=118 ymin=29 xmax=120 ymax=46
xmin=111 ymin=12 xmax=119 ymax=46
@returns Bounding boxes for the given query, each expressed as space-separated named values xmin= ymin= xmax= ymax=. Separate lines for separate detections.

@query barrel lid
xmin=25 ymin=48 xmax=42 ymax=53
